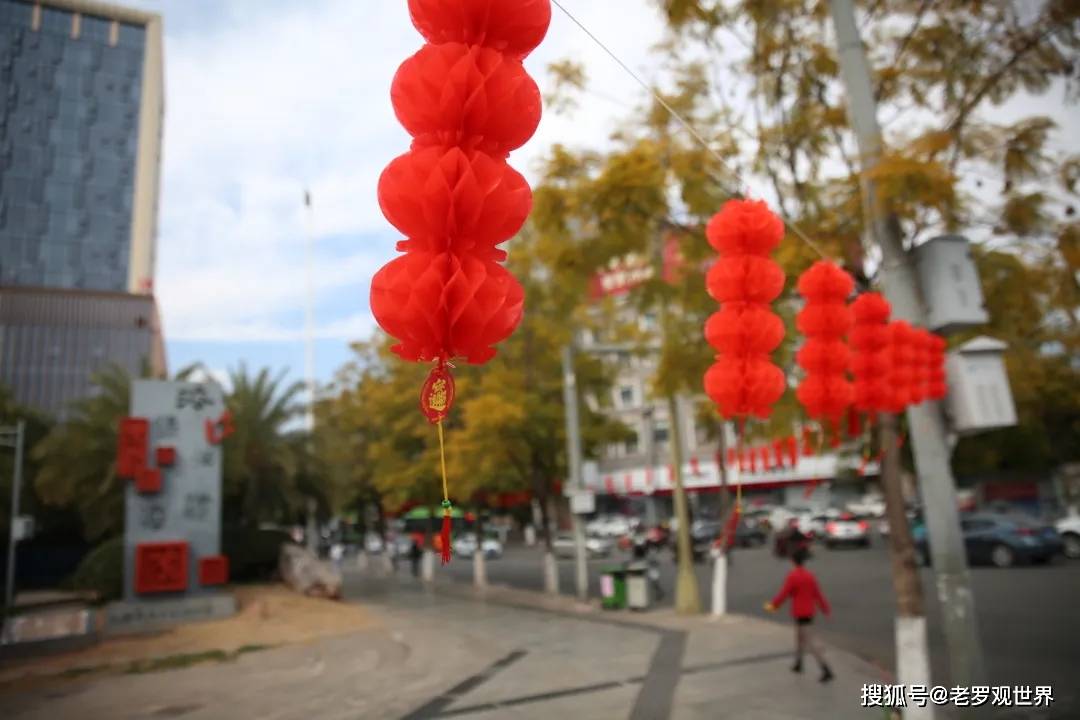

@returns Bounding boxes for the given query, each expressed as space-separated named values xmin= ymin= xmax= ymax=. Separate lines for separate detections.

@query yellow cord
xmin=437 ymin=420 xmax=449 ymax=504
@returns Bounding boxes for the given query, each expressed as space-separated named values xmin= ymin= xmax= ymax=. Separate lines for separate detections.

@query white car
xmin=586 ymin=515 xmax=634 ymax=539
xmin=847 ymin=496 xmax=887 ymax=518
xmin=823 ymin=514 xmax=872 ymax=548
xmin=453 ymin=534 xmax=503 ymax=559
xmin=552 ymin=533 xmax=612 ymax=558
xmin=1056 ymin=513 xmax=1080 ymax=559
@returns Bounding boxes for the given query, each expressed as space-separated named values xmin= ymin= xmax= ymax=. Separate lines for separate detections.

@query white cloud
xmin=135 ymin=0 xmax=664 ymax=347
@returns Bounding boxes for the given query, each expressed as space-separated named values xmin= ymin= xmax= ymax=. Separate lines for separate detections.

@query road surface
xmin=420 ymin=539 xmax=1080 ymax=715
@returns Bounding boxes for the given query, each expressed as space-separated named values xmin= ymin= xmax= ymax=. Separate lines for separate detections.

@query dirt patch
xmin=0 ymin=585 xmax=373 ymax=687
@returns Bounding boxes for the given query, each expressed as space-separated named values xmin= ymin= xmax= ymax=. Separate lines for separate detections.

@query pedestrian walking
xmin=765 ymin=548 xmax=834 ymax=682
xmin=409 ymin=533 xmax=423 ymax=578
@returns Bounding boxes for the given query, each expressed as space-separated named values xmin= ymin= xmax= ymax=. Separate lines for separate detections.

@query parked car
xmin=847 ymin=496 xmax=886 ymax=518
xmin=452 ymin=533 xmax=503 ymax=559
xmin=586 ymin=515 xmax=634 ymax=539
xmin=741 ymin=507 xmax=774 ymax=531
xmin=691 ymin=518 xmax=767 ymax=561
xmin=914 ymin=514 xmax=1063 ymax=568
xmin=552 ymin=533 xmax=612 ymax=558
xmin=1055 ymin=513 xmax=1080 ymax=559
xmin=822 ymin=514 xmax=871 ymax=548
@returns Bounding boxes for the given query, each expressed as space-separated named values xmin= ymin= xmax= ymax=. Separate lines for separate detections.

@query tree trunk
xmin=473 ymin=505 xmax=487 ymax=588
xmin=532 ymin=459 xmax=559 ymax=594
xmin=881 ymin=413 xmax=933 ymax=719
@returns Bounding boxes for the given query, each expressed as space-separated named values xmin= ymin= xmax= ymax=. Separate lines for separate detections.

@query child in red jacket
xmin=765 ymin=548 xmax=834 ymax=682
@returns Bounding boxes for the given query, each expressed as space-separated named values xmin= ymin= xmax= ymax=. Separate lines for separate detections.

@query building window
xmin=653 ymin=422 xmax=669 ymax=445
xmin=624 ymin=430 xmax=639 ymax=456
xmin=619 ymin=385 xmax=634 ymax=407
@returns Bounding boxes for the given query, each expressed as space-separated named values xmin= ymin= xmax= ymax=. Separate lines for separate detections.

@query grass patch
xmin=235 ymin=643 xmax=273 ymax=655
xmin=126 ymin=650 xmax=228 ymax=674
xmin=58 ymin=663 xmax=111 ymax=679
xmin=122 ymin=644 xmax=274 ymax=675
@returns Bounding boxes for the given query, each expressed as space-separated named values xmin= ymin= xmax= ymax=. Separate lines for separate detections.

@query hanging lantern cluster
xmin=850 ymin=292 xmax=892 ymax=417
xmin=369 ymin=0 xmax=551 ymax=563
xmin=926 ymin=333 xmax=948 ymax=400
xmin=703 ymin=199 xmax=787 ymax=420
xmin=795 ymin=261 xmax=855 ymax=426
xmin=885 ymin=320 xmax=916 ymax=414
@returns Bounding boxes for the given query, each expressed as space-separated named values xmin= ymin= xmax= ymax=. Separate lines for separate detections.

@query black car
xmin=913 ymin=514 xmax=1063 ymax=568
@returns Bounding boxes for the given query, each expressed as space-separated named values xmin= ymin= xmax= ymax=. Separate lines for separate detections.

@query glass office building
xmin=0 ymin=0 xmax=165 ymax=418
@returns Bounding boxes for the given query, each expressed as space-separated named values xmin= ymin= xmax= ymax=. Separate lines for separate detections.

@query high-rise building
xmin=0 ymin=0 xmax=166 ymax=418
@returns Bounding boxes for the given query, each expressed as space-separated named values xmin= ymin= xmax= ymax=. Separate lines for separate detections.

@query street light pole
xmin=561 ymin=344 xmax=589 ymax=602
xmin=3 ymin=421 xmax=26 ymax=625
xmin=829 ymin=0 xmax=984 ymax=686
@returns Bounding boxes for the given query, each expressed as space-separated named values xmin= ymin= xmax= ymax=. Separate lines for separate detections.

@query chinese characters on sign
xmin=860 ymin=684 xmax=1054 ymax=708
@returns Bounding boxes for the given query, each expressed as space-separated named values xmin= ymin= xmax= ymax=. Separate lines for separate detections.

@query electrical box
xmin=945 ymin=337 xmax=1017 ymax=434
xmin=912 ymin=235 xmax=989 ymax=333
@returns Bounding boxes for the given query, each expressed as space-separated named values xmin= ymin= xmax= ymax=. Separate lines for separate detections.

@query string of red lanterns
xmin=703 ymin=199 xmax=788 ymax=420
xmin=370 ymin=0 xmax=552 ymax=563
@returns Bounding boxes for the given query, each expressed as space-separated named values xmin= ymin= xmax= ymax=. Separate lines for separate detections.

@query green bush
xmin=70 ymin=536 xmax=123 ymax=602
xmin=222 ymin=527 xmax=292 ymax=582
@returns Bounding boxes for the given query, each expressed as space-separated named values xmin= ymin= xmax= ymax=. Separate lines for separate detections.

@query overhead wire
xmin=550 ymin=0 xmax=829 ymax=259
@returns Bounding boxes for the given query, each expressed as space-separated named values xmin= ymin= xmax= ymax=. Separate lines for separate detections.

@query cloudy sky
xmin=119 ymin=0 xmax=667 ymax=390
xmin=123 ymin=0 xmax=1077 ymax=393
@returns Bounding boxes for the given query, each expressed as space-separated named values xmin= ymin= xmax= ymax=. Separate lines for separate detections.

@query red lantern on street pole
xmin=370 ymin=0 xmax=551 ymax=563
xmin=795 ymin=261 xmax=854 ymax=427
xmin=703 ymin=199 xmax=787 ymax=420
xmin=884 ymin=321 xmax=917 ymax=414
xmin=850 ymin=292 xmax=892 ymax=417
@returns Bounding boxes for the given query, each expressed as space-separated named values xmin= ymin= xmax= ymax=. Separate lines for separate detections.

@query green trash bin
xmin=600 ymin=565 xmax=627 ymax=610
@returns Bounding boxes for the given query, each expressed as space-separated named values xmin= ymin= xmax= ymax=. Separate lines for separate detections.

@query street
xmin=433 ymin=540 xmax=1080 ymax=715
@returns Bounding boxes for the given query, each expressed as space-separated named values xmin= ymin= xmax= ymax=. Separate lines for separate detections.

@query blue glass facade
xmin=0 ymin=0 xmax=146 ymax=291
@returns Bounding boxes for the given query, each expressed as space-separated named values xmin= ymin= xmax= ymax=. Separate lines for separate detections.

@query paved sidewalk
xmin=2 ymin=570 xmax=890 ymax=719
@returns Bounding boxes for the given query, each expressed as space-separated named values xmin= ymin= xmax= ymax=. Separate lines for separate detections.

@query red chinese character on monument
xmin=135 ymin=541 xmax=189 ymax=594
xmin=198 ymin=555 xmax=229 ymax=586
xmin=204 ymin=409 xmax=235 ymax=445
xmin=117 ymin=417 xmax=149 ymax=479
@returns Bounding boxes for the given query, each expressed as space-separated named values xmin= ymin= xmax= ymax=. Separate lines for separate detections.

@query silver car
xmin=552 ymin=533 xmax=612 ymax=558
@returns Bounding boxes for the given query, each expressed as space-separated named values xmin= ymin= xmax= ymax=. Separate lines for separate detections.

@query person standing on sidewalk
xmin=765 ymin=548 xmax=834 ymax=682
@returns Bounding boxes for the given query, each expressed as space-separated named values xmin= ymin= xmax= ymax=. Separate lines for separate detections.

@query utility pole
xmin=829 ymin=0 xmax=984 ymax=686
xmin=711 ymin=420 xmax=732 ymax=617
xmin=561 ymin=344 xmax=590 ymax=602
xmin=881 ymin=414 xmax=933 ymax=720
xmin=3 ymin=421 xmax=26 ymax=626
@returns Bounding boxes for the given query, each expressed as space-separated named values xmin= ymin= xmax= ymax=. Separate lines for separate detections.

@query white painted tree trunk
xmin=473 ymin=549 xmax=487 ymax=588
xmin=421 ymin=550 xmax=435 ymax=583
xmin=711 ymin=553 xmax=727 ymax=617
xmin=896 ymin=616 xmax=934 ymax=720
xmin=542 ymin=551 xmax=559 ymax=594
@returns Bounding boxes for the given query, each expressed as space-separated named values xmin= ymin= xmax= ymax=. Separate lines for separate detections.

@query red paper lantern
xmin=795 ymin=261 xmax=854 ymax=423
xmin=372 ymin=1 xmax=549 ymax=370
xmin=408 ymin=0 xmax=552 ymax=60
xmin=850 ymin=292 xmax=892 ymax=415
xmin=885 ymin=321 xmax=917 ymax=413
xmin=703 ymin=200 xmax=787 ymax=420
xmin=371 ymin=0 xmax=551 ymax=565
